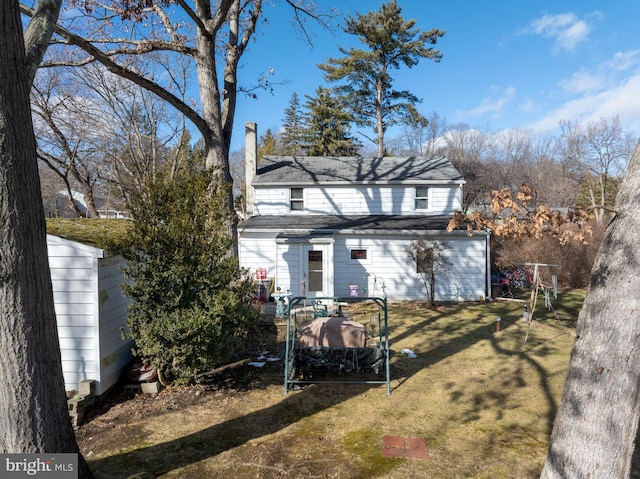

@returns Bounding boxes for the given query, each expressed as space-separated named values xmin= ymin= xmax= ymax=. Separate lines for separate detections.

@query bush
xmin=121 ymin=170 xmax=259 ymax=385
xmin=492 ymin=220 xmax=606 ymax=288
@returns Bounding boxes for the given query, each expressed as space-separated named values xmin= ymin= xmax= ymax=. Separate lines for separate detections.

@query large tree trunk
xmin=193 ymin=1 xmax=239 ymax=257
xmin=0 ymin=2 xmax=92 ymax=477
xmin=540 ymin=141 xmax=640 ymax=478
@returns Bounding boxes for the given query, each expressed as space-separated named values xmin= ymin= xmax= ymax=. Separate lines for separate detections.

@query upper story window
xmin=290 ymin=188 xmax=304 ymax=211
xmin=415 ymin=186 xmax=430 ymax=210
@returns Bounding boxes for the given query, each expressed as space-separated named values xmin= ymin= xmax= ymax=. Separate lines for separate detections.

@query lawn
xmin=77 ymin=290 xmax=584 ymax=479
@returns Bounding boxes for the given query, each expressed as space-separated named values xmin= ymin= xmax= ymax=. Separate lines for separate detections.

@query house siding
xmin=238 ymin=231 xmax=487 ymax=302
xmin=238 ymin=232 xmax=277 ymax=279
xmin=254 ymin=185 xmax=461 ymax=216
xmin=334 ymin=233 xmax=486 ymax=301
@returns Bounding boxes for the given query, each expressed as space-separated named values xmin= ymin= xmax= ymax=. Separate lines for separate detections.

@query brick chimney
xmin=245 ymin=122 xmax=257 ymax=217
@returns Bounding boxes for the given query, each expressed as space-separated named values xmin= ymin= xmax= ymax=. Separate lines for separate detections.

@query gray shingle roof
xmin=254 ymin=156 xmax=464 ymax=185
xmin=238 ymin=214 xmax=465 ymax=233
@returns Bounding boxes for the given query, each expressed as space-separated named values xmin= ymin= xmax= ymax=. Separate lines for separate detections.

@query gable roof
xmin=254 ymin=156 xmax=465 ymax=186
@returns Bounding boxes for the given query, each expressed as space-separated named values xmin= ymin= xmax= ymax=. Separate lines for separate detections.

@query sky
xmin=230 ymin=0 xmax=640 ymax=152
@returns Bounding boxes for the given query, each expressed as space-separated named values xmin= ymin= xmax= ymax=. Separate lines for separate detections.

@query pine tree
xmin=304 ymin=87 xmax=361 ymax=156
xmin=257 ymin=128 xmax=281 ymax=162
xmin=280 ymin=92 xmax=305 ymax=155
xmin=318 ymin=0 xmax=444 ymax=156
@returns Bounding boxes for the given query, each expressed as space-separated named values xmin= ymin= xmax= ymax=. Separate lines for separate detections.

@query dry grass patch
xmin=46 ymin=218 xmax=132 ymax=254
xmin=78 ymin=291 xmax=583 ymax=478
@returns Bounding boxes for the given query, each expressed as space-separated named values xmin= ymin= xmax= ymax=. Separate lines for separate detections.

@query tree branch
xmin=20 ymin=3 xmax=210 ymax=138
xmin=22 ymin=0 xmax=62 ymax=85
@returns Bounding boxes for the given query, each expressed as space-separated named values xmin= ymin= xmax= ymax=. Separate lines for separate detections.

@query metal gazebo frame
xmin=283 ymin=296 xmax=391 ymax=395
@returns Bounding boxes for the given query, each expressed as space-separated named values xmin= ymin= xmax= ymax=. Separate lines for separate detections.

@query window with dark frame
xmin=350 ymin=249 xmax=368 ymax=260
xmin=415 ymin=186 xmax=429 ymax=210
xmin=290 ymin=188 xmax=304 ymax=211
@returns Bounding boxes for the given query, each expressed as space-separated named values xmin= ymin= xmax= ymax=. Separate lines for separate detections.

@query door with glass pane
xmin=303 ymin=245 xmax=327 ymax=298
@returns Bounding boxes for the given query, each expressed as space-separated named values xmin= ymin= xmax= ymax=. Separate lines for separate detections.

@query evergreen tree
xmin=122 ymin=170 xmax=259 ymax=385
xmin=318 ymin=0 xmax=444 ymax=156
xmin=257 ymin=128 xmax=281 ymax=162
xmin=304 ymin=87 xmax=361 ymax=156
xmin=280 ymin=92 xmax=305 ymax=155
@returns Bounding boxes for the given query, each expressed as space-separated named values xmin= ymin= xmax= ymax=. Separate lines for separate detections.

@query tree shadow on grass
xmin=388 ymin=301 xmax=570 ymax=437
xmin=88 ymin=301 xmax=574 ymax=477
xmin=88 ymin=382 xmax=376 ymax=478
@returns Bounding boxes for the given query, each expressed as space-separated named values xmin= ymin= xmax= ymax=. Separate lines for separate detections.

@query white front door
xmin=303 ymin=244 xmax=332 ymax=298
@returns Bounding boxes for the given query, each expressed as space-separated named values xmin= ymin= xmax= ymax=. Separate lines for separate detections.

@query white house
xmin=47 ymin=234 xmax=132 ymax=395
xmin=238 ymin=123 xmax=491 ymax=302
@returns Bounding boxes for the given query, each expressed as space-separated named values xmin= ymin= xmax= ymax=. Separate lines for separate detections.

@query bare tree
xmin=559 ymin=116 xmax=635 ymax=221
xmin=32 ymin=68 xmax=106 ymax=217
xmin=406 ymin=239 xmax=451 ymax=306
xmin=0 ymin=1 xmax=92 ymax=476
xmin=443 ymin=124 xmax=495 ymax=212
xmin=32 ymin=56 xmax=195 ymax=215
xmin=21 ymin=0 xmax=332 ymax=256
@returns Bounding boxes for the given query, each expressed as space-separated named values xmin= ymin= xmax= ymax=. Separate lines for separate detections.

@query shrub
xmin=406 ymin=239 xmax=451 ymax=305
xmin=492 ymin=220 xmax=606 ymax=288
xmin=121 ymin=170 xmax=259 ymax=385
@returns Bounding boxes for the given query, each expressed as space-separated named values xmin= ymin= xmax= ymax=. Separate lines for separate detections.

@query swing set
xmin=519 ymin=262 xmax=561 ymax=349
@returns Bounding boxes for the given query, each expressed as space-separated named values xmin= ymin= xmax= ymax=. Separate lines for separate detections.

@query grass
xmin=77 ymin=289 xmax=584 ymax=479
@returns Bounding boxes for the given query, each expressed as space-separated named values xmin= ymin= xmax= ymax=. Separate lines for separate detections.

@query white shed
xmin=47 ymin=234 xmax=132 ymax=396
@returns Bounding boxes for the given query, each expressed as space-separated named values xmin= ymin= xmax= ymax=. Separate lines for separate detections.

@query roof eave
xmin=254 ymin=179 xmax=466 ymax=187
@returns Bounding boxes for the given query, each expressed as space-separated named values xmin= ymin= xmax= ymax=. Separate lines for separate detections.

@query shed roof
xmin=254 ymin=156 xmax=464 ymax=186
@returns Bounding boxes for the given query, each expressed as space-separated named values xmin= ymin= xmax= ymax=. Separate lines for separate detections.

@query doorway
xmin=302 ymin=244 xmax=332 ymax=298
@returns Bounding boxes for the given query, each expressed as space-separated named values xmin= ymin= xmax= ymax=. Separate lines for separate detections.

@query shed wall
xmin=48 ymin=238 xmax=99 ymax=394
xmin=97 ymin=256 xmax=132 ymax=395
xmin=47 ymin=235 xmax=132 ymax=396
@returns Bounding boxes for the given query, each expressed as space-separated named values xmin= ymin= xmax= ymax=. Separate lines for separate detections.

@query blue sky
xmin=230 ymin=0 xmax=640 ymax=152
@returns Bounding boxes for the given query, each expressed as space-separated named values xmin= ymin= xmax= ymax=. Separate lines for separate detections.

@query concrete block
xmin=141 ymin=381 xmax=161 ymax=394
xmin=67 ymin=397 xmax=84 ymax=414
xmin=124 ymin=384 xmax=141 ymax=394
xmin=70 ymin=412 xmax=85 ymax=429
xmin=79 ymin=379 xmax=96 ymax=397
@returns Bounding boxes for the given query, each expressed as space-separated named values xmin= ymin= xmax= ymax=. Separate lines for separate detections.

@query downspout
xmin=485 ymin=228 xmax=492 ymax=300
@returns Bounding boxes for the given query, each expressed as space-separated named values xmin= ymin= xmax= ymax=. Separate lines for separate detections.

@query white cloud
xmin=558 ymin=49 xmax=640 ymax=95
xmin=606 ymin=50 xmax=640 ymax=72
xmin=528 ymin=13 xmax=591 ymax=52
xmin=519 ymin=98 xmax=539 ymax=114
xmin=559 ymin=69 xmax=605 ymax=94
xmin=460 ymin=86 xmax=516 ymax=118
xmin=531 ymin=74 xmax=640 ymax=133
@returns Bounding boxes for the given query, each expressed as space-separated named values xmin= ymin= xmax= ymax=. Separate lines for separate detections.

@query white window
xmin=290 ymin=188 xmax=304 ymax=211
xmin=415 ymin=186 xmax=430 ymax=210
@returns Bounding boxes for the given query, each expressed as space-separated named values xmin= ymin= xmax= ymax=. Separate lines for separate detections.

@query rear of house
xmin=238 ymin=123 xmax=490 ymax=302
